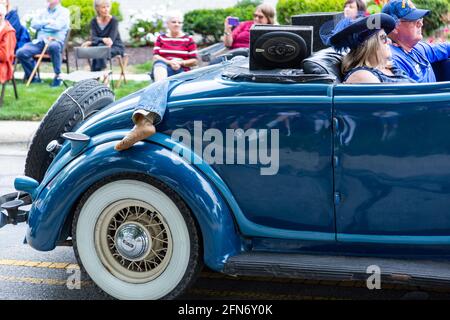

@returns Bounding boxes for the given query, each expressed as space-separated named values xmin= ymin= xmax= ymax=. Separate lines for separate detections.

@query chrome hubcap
xmin=115 ymin=222 xmax=152 ymax=261
xmin=95 ymin=200 xmax=173 ymax=284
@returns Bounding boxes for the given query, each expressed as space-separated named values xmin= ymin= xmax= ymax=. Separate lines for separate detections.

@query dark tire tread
xmin=25 ymin=79 xmax=114 ymax=182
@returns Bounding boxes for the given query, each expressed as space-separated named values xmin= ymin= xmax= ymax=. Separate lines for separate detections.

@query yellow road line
xmin=2 ymin=259 xmax=450 ymax=294
xmin=0 ymin=259 xmax=80 ymax=270
xmin=0 ymin=274 xmax=342 ymax=299
xmin=0 ymin=275 xmax=92 ymax=287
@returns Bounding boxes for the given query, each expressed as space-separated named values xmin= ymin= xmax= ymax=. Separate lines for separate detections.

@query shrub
xmin=235 ymin=0 xmax=263 ymax=8
xmin=183 ymin=2 xmax=258 ymax=44
xmin=277 ymin=0 xmax=345 ymax=25
xmin=61 ymin=0 xmax=122 ymax=40
xmin=414 ymin=0 xmax=449 ymax=36
xmin=128 ymin=12 xmax=165 ymax=47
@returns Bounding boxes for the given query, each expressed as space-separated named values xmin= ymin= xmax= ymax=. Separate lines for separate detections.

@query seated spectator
xmin=206 ymin=3 xmax=276 ymax=65
xmin=0 ymin=0 xmax=30 ymax=52
xmin=323 ymin=13 xmax=415 ymax=84
xmin=81 ymin=0 xmax=124 ymax=71
xmin=16 ymin=0 xmax=70 ymax=87
xmin=382 ymin=0 xmax=450 ymax=83
xmin=223 ymin=4 xmax=276 ymax=50
xmin=151 ymin=12 xmax=198 ymax=82
xmin=343 ymin=0 xmax=367 ymax=20
xmin=0 ymin=2 xmax=16 ymax=85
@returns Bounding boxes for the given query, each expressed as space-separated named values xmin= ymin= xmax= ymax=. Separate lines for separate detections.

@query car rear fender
xmin=26 ymin=138 xmax=243 ymax=271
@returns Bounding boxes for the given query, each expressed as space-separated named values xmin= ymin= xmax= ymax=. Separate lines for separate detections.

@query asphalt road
xmin=2 ymin=144 xmax=450 ymax=300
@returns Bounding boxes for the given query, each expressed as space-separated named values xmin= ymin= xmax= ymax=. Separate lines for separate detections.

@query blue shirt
xmin=390 ymin=42 xmax=450 ymax=83
xmin=31 ymin=5 xmax=70 ymax=44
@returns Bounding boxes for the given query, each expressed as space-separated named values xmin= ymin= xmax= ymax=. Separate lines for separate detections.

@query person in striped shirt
xmin=152 ymin=12 xmax=198 ymax=82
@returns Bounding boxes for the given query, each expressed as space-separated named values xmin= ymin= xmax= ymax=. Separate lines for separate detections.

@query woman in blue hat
xmin=324 ymin=13 xmax=415 ymax=84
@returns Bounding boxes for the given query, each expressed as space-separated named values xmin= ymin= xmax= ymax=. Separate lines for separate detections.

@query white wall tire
xmin=72 ymin=174 xmax=202 ymax=300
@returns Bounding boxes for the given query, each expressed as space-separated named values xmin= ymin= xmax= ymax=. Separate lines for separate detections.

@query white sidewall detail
xmin=76 ymin=180 xmax=191 ymax=300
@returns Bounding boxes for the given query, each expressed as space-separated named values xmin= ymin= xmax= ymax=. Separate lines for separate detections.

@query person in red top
xmin=223 ymin=3 xmax=276 ymax=50
xmin=0 ymin=2 xmax=16 ymax=85
xmin=152 ymin=12 xmax=198 ymax=82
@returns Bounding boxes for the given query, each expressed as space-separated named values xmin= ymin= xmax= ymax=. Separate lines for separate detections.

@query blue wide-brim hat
xmin=321 ymin=13 xmax=396 ymax=52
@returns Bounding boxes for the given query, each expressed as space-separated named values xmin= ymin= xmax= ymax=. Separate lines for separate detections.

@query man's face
xmin=395 ymin=18 xmax=424 ymax=47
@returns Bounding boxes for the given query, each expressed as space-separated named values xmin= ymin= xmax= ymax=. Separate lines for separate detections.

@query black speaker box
xmin=249 ymin=25 xmax=313 ymax=70
xmin=291 ymin=12 xmax=343 ymax=53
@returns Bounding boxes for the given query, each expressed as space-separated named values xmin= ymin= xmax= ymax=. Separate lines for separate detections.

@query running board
xmin=223 ymin=252 xmax=450 ymax=288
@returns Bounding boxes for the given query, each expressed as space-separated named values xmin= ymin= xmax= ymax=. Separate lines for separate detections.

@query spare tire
xmin=25 ymin=79 xmax=115 ymax=182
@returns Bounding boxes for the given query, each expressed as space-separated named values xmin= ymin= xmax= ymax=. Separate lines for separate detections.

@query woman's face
xmin=168 ymin=17 xmax=183 ymax=34
xmin=378 ymin=30 xmax=392 ymax=61
xmin=96 ymin=3 xmax=111 ymax=17
xmin=344 ymin=2 xmax=359 ymax=19
xmin=253 ymin=9 xmax=269 ymax=24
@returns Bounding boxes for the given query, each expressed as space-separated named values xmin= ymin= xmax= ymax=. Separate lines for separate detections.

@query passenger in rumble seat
xmin=382 ymin=0 xmax=450 ymax=83
xmin=322 ymin=13 xmax=415 ymax=84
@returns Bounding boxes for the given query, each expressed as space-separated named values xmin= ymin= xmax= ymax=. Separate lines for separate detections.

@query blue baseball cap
xmin=382 ymin=0 xmax=430 ymax=21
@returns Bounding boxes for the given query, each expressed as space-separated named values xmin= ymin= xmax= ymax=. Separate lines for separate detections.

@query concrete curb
xmin=0 ymin=121 xmax=40 ymax=145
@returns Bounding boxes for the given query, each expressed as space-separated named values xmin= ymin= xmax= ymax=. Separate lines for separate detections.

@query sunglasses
xmin=379 ymin=33 xmax=388 ymax=44
xmin=253 ymin=13 xmax=266 ymax=20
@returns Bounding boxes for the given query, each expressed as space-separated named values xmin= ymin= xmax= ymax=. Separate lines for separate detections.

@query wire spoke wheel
xmin=95 ymin=200 xmax=173 ymax=283
xmin=73 ymin=176 xmax=202 ymax=300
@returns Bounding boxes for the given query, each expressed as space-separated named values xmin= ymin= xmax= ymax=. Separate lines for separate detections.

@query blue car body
xmin=18 ymin=59 xmax=450 ymax=273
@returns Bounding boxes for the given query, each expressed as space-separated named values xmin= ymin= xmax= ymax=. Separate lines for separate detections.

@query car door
xmin=168 ymin=81 xmax=336 ymax=241
xmin=333 ymin=82 xmax=450 ymax=245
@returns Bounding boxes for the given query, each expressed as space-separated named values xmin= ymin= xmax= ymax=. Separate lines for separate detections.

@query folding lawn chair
xmin=60 ymin=46 xmax=113 ymax=89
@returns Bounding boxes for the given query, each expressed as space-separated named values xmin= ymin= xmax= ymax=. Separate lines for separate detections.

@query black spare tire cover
xmin=25 ymin=79 xmax=115 ymax=182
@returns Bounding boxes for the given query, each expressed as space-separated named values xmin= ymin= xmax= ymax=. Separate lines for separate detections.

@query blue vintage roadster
xmin=3 ymin=47 xmax=450 ymax=299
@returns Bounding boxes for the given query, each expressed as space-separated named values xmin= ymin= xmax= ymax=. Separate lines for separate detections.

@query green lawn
xmin=131 ymin=61 xmax=153 ymax=74
xmin=0 ymin=80 xmax=150 ymax=121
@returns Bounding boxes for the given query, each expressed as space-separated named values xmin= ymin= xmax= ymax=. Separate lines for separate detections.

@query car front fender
xmin=26 ymin=138 xmax=243 ymax=271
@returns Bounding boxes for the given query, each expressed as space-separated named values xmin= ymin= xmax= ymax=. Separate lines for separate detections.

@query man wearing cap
xmin=382 ymin=0 xmax=450 ymax=83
